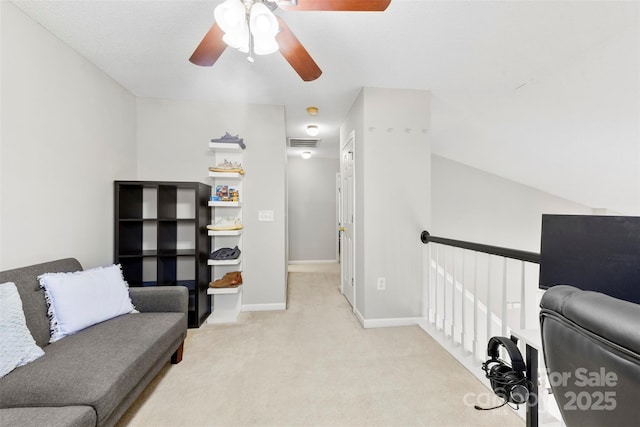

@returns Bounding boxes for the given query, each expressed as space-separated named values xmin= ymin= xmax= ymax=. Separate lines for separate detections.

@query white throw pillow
xmin=38 ymin=264 xmax=137 ymax=342
xmin=0 ymin=282 xmax=45 ymax=378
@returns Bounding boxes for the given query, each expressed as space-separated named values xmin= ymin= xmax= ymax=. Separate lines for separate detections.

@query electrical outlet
xmin=377 ymin=277 xmax=386 ymax=290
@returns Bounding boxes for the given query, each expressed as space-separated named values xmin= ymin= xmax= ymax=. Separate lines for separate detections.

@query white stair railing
xmin=419 ymin=231 xmax=560 ymax=426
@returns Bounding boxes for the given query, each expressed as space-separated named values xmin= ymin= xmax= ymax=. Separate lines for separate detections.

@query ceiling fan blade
xmin=276 ymin=17 xmax=322 ymax=82
xmin=277 ymin=0 xmax=391 ymax=12
xmin=189 ymin=22 xmax=227 ymax=66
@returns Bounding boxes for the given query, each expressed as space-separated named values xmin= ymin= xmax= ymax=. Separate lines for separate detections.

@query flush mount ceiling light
xmin=306 ymin=125 xmax=319 ymax=137
xmin=301 ymin=151 xmax=312 ymax=160
xmin=306 ymin=106 xmax=319 ymax=116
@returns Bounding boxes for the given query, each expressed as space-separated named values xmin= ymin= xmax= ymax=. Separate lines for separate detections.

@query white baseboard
xmin=361 ymin=316 xmax=422 ymax=329
xmin=288 ymin=260 xmax=338 ymax=264
xmin=353 ymin=308 xmax=421 ymax=329
xmin=354 ymin=307 xmax=366 ymax=327
xmin=242 ymin=303 xmax=286 ymax=312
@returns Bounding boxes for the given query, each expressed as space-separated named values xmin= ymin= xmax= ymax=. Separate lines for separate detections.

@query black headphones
xmin=481 ymin=336 xmax=529 ymax=406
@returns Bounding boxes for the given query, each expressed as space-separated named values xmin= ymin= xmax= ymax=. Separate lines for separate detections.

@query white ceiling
xmin=10 ymin=0 xmax=640 ymax=214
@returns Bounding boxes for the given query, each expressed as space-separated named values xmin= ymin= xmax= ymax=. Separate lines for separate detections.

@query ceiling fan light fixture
xmin=250 ymin=2 xmax=279 ymax=55
xmin=306 ymin=125 xmax=319 ymax=136
xmin=253 ymin=37 xmax=279 ymax=55
xmin=250 ymin=3 xmax=278 ymax=37
xmin=214 ymin=0 xmax=246 ymax=35
xmin=222 ymin=30 xmax=249 ymax=51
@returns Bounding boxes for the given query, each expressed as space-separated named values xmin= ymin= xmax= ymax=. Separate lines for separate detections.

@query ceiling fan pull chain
xmin=244 ymin=2 xmax=255 ymax=62
xmin=247 ymin=21 xmax=255 ymax=63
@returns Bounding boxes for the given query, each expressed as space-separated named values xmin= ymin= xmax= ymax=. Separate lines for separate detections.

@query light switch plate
xmin=258 ymin=210 xmax=274 ymax=222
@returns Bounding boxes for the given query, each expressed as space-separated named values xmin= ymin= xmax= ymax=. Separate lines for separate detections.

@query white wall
xmin=0 ymin=2 xmax=137 ymax=270
xmin=431 ymin=155 xmax=594 ymax=253
xmin=342 ymin=87 xmax=431 ymax=321
xmin=430 ymin=6 xmax=640 ymax=215
xmin=287 ymin=156 xmax=339 ymax=262
xmin=136 ymin=98 xmax=287 ymax=308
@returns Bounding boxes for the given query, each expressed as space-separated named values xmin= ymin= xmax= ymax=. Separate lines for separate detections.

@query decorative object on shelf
xmin=210 ymin=132 xmax=246 ymax=149
xmin=212 ymin=185 xmax=240 ymax=202
xmin=207 ymin=217 xmax=243 ymax=231
xmin=209 ymin=271 xmax=243 ymax=288
xmin=209 ymin=193 xmax=240 ymax=207
xmin=210 ymin=246 xmax=241 ymax=260
xmin=209 ymin=159 xmax=245 ymax=174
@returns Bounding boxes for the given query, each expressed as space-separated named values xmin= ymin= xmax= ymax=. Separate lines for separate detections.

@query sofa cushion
xmin=0 ymin=282 xmax=45 ymax=378
xmin=0 ymin=258 xmax=83 ymax=348
xmin=38 ymin=264 xmax=136 ymax=342
xmin=0 ymin=406 xmax=96 ymax=427
xmin=0 ymin=312 xmax=185 ymax=425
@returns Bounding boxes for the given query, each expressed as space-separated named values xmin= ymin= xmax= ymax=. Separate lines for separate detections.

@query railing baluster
xmin=520 ymin=260 xmax=526 ymax=329
xmin=461 ymin=249 xmax=466 ymax=352
xmin=443 ymin=245 xmax=448 ymax=336
xmin=501 ymin=257 xmax=508 ymax=337
xmin=452 ymin=247 xmax=456 ymax=342
xmin=434 ymin=244 xmax=440 ymax=330
xmin=486 ymin=255 xmax=492 ymax=350
xmin=473 ymin=251 xmax=479 ymax=360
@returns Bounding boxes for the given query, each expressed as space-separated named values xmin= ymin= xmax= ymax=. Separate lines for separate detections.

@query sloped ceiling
xmin=10 ymin=0 xmax=640 ymax=214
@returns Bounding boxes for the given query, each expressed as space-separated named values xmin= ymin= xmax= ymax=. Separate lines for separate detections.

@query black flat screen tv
xmin=539 ymin=214 xmax=640 ymax=305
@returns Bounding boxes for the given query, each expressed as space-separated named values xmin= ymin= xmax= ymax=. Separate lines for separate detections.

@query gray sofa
xmin=0 ymin=258 xmax=188 ymax=427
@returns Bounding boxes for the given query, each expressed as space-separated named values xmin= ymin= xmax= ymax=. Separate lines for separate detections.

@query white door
xmin=340 ymin=133 xmax=355 ymax=308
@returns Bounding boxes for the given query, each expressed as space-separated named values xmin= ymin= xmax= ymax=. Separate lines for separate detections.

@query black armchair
xmin=539 ymin=285 xmax=640 ymax=427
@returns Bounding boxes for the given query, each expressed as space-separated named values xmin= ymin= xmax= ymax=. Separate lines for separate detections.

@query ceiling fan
xmin=189 ymin=0 xmax=391 ymax=82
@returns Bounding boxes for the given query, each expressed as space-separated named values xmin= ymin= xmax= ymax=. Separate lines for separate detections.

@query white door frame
xmin=340 ymin=131 xmax=356 ymax=310
xmin=336 ymin=172 xmax=341 ymax=263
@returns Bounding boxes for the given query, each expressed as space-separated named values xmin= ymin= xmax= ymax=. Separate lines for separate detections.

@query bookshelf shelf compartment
xmin=208 ymin=142 xmax=243 ymax=152
xmin=208 ymin=171 xmax=243 ymax=179
xmin=208 ymin=201 xmax=241 ymax=208
xmin=208 ymin=258 xmax=241 ymax=266
xmin=208 ymin=230 xmax=242 ymax=237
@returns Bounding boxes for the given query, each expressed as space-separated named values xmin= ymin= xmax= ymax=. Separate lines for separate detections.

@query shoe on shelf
xmin=209 ymin=271 xmax=243 ymax=288
xmin=211 ymin=132 xmax=246 ymax=149
xmin=207 ymin=217 xmax=243 ymax=231
xmin=209 ymin=159 xmax=244 ymax=175
xmin=210 ymin=246 xmax=241 ymax=260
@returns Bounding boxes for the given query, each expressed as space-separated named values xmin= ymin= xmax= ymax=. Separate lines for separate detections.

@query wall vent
xmin=288 ymin=138 xmax=320 ymax=148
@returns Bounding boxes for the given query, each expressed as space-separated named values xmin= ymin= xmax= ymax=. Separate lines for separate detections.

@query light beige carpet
xmin=117 ymin=263 xmax=523 ymax=427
